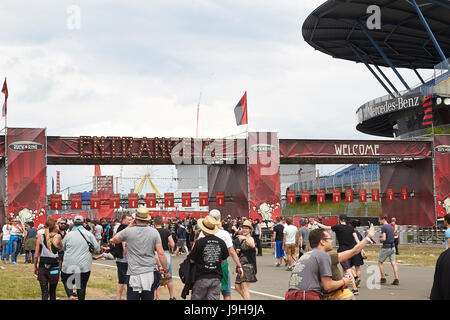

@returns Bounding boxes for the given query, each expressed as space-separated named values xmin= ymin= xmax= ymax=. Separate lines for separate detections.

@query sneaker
xmin=352 ymin=289 xmax=359 ymax=295
xmin=12 ymin=262 xmax=18 ymax=265
xmin=169 ymin=297 xmax=176 ymax=300
xmin=380 ymin=278 xmax=386 ymax=284
xmin=275 ymin=262 xmax=280 ymax=267
xmin=69 ymin=296 xmax=77 ymax=300
xmin=285 ymin=266 xmax=293 ymax=271
xmin=355 ymin=278 xmax=361 ymax=288
xmin=392 ymin=279 xmax=399 ymax=285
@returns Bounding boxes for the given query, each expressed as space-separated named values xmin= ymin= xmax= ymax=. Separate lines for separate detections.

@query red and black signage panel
xmin=71 ymin=194 xmax=82 ymax=210
xmin=216 ymin=192 xmax=225 ymax=206
xmin=145 ymin=193 xmax=156 ymax=208
xmin=165 ymin=193 xmax=174 ymax=207
xmin=199 ymin=192 xmax=209 ymax=206
xmin=332 ymin=190 xmax=341 ymax=203
xmin=287 ymin=190 xmax=296 ymax=204
xmin=128 ymin=193 xmax=138 ymax=208
xmin=182 ymin=192 xmax=192 ymax=207
xmin=110 ymin=194 xmax=120 ymax=209
xmin=51 ymin=194 xmax=62 ymax=210
xmin=301 ymin=190 xmax=310 ymax=204
xmin=345 ymin=189 xmax=353 ymax=202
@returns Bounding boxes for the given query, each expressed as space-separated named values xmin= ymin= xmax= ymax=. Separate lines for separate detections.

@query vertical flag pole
xmin=3 ymin=78 xmax=7 ymax=222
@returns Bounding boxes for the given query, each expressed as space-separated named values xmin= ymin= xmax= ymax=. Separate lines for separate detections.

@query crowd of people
xmin=0 ymin=210 xmax=449 ymax=300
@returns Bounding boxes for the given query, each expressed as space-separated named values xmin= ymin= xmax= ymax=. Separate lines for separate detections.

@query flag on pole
xmin=422 ymin=95 xmax=433 ymax=126
xmin=234 ymin=91 xmax=248 ymax=126
xmin=2 ymin=78 xmax=8 ymax=117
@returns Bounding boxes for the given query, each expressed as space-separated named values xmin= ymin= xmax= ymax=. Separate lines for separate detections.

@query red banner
xmin=434 ymin=135 xmax=450 ymax=218
xmin=301 ymin=190 xmax=310 ymax=204
xmin=387 ymin=188 xmax=395 ymax=201
xmin=90 ymin=194 xmax=100 ymax=209
xmin=345 ymin=189 xmax=353 ymax=202
xmin=372 ymin=189 xmax=380 ymax=202
xmin=182 ymin=192 xmax=192 ymax=207
xmin=199 ymin=192 xmax=209 ymax=206
xmin=278 ymin=139 xmax=432 ymax=161
xmin=145 ymin=193 xmax=156 ymax=208
xmin=7 ymin=128 xmax=47 ymax=227
xmin=317 ymin=190 xmax=325 ymax=203
xmin=110 ymin=194 xmax=120 ymax=209
xmin=248 ymin=132 xmax=281 ymax=222
xmin=401 ymin=188 xmax=408 ymax=201
xmin=128 ymin=193 xmax=138 ymax=208
xmin=287 ymin=190 xmax=296 ymax=204
xmin=332 ymin=190 xmax=341 ymax=203
xmin=165 ymin=193 xmax=174 ymax=207
xmin=216 ymin=192 xmax=225 ymax=206
xmin=71 ymin=194 xmax=82 ymax=210
xmin=359 ymin=189 xmax=367 ymax=202
xmin=51 ymin=194 xmax=62 ymax=210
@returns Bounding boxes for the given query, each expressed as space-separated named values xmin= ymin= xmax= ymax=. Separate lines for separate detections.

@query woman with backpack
xmin=34 ymin=218 xmax=63 ymax=300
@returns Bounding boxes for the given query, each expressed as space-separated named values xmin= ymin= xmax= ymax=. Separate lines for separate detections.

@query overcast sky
xmin=0 ymin=0 xmax=435 ymax=194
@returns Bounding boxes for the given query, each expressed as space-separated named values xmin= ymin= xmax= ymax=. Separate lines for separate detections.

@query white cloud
xmin=0 ymin=1 xmax=436 ymax=194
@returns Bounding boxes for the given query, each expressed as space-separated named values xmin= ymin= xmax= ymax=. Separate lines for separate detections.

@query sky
xmin=0 ymin=0 xmax=435 ymax=195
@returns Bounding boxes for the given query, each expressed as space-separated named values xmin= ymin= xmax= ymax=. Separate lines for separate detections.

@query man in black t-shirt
xmin=154 ymin=216 xmax=176 ymax=300
xmin=167 ymin=218 xmax=178 ymax=255
xmin=189 ymin=216 xmax=229 ymax=300
xmin=272 ymin=217 xmax=286 ymax=267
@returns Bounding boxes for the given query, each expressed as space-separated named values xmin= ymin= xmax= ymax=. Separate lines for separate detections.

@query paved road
xmin=94 ymin=251 xmax=436 ymax=300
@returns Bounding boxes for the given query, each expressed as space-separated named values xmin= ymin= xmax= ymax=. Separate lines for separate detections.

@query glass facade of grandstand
xmin=289 ymin=164 xmax=379 ymax=194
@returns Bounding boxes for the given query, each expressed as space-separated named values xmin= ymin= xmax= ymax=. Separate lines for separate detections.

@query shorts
xmin=350 ymin=253 xmax=364 ymax=267
xmin=285 ymin=244 xmax=296 ymax=256
xmin=340 ymin=259 xmax=352 ymax=271
xmin=177 ymin=239 xmax=186 ymax=248
xmin=275 ymin=241 xmax=285 ymax=259
xmin=116 ymin=261 xmax=130 ymax=285
xmin=285 ymin=289 xmax=321 ymax=300
xmin=379 ymin=247 xmax=396 ymax=263
xmin=37 ymin=266 xmax=60 ymax=285
xmin=164 ymin=251 xmax=173 ymax=283
xmin=221 ymin=260 xmax=231 ymax=296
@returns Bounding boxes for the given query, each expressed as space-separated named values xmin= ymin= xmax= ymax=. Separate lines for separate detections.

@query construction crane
xmin=133 ymin=173 xmax=162 ymax=197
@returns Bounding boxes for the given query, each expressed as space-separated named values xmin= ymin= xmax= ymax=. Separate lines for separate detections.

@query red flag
xmin=234 ymin=91 xmax=248 ymax=126
xmin=2 ymin=78 xmax=8 ymax=117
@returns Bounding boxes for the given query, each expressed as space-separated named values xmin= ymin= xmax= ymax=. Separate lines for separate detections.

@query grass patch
xmin=0 ymin=256 xmax=117 ymax=300
xmin=263 ymin=245 xmax=444 ymax=266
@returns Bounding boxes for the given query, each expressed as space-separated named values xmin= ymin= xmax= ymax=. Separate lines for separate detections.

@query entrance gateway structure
xmin=0 ymin=131 xmax=444 ymax=228
xmin=1 ymin=0 xmax=449 ymax=229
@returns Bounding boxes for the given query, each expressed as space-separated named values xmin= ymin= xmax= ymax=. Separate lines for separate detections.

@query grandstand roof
xmin=302 ymin=0 xmax=450 ymax=69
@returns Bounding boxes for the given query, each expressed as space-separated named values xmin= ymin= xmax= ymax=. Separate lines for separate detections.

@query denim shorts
xmin=378 ymin=247 xmax=396 ymax=263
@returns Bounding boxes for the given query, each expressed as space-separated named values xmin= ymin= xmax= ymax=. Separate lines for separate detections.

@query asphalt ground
xmin=93 ymin=250 xmax=437 ymax=300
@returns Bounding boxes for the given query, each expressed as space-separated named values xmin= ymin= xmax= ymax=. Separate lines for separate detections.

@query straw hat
xmin=134 ymin=206 xmax=151 ymax=221
xmin=241 ymin=220 xmax=254 ymax=232
xmin=197 ymin=216 xmax=220 ymax=235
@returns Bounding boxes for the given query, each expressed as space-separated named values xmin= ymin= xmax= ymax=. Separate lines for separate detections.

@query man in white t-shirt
xmin=283 ymin=217 xmax=298 ymax=271
xmin=2 ymin=219 xmax=12 ymax=263
xmin=94 ymin=221 xmax=103 ymax=246
xmin=197 ymin=210 xmax=244 ymax=300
